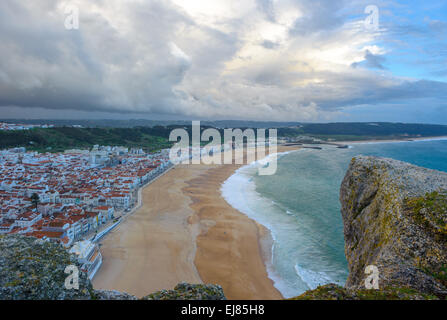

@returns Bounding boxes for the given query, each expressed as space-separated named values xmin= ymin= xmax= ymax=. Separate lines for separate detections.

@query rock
xmin=141 ymin=282 xmax=226 ymax=300
xmin=339 ymin=156 xmax=447 ymax=298
xmin=0 ymin=235 xmax=93 ymax=300
xmin=0 ymin=235 xmax=226 ymax=300
xmin=292 ymin=284 xmax=439 ymax=300
xmin=93 ymin=290 xmax=138 ymax=300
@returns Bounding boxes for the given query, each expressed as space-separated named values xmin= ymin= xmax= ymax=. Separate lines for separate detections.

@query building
xmin=69 ymin=240 xmax=103 ymax=280
xmin=15 ymin=211 xmax=42 ymax=228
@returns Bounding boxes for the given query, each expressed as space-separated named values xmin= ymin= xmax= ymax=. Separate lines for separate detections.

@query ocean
xmin=221 ymin=138 xmax=447 ymax=298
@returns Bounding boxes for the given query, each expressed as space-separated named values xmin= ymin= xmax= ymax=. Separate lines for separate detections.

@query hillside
xmin=0 ymin=126 xmax=173 ymax=153
xmin=277 ymin=122 xmax=447 ymax=141
xmin=2 ymin=122 xmax=447 ymax=153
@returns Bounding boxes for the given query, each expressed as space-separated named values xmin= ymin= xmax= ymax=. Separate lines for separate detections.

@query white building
xmin=15 ymin=211 xmax=42 ymax=228
xmin=69 ymin=240 xmax=103 ymax=280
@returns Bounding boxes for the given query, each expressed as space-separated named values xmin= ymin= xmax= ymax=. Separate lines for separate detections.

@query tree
xmin=30 ymin=193 xmax=40 ymax=209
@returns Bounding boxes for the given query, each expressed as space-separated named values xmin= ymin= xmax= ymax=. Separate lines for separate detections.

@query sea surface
xmin=221 ymin=138 xmax=447 ymax=298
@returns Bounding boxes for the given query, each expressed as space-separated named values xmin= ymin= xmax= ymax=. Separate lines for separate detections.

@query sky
xmin=0 ymin=0 xmax=446 ymax=123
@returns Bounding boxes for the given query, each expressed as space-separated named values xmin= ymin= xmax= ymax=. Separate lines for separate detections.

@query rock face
xmin=0 ymin=235 xmax=94 ymax=300
xmin=291 ymin=283 xmax=438 ymax=300
xmin=0 ymin=235 xmax=226 ymax=300
xmin=340 ymin=156 xmax=447 ymax=298
xmin=142 ymin=283 xmax=226 ymax=300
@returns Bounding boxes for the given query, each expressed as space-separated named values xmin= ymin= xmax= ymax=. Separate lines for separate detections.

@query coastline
xmin=337 ymin=135 xmax=447 ymax=145
xmin=191 ymin=146 xmax=299 ymax=299
xmin=93 ymin=146 xmax=298 ymax=299
xmin=219 ymin=149 xmax=303 ymax=298
xmin=91 ymin=136 xmax=447 ymax=299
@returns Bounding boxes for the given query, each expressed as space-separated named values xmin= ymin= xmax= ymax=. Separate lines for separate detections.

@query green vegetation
xmin=422 ymin=264 xmax=447 ymax=288
xmin=405 ymin=192 xmax=447 ymax=289
xmin=290 ymin=284 xmax=353 ymax=300
xmin=141 ymin=283 xmax=226 ymax=300
xmin=0 ymin=126 xmax=174 ymax=153
xmin=433 ymin=265 xmax=447 ymax=287
xmin=30 ymin=193 xmax=40 ymax=209
xmin=2 ymin=121 xmax=447 ymax=152
xmin=291 ymin=284 xmax=439 ymax=300
xmin=406 ymin=191 xmax=447 ymax=241
xmin=277 ymin=122 xmax=447 ymax=141
xmin=297 ymin=122 xmax=447 ymax=137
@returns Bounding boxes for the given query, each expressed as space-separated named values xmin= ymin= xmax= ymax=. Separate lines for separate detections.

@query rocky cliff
xmin=295 ymin=156 xmax=447 ymax=300
xmin=0 ymin=235 xmax=225 ymax=300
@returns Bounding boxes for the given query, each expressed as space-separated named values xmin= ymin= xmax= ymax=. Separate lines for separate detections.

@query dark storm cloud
xmin=0 ymin=1 xmax=198 ymax=115
xmin=0 ymin=0 xmax=446 ymax=123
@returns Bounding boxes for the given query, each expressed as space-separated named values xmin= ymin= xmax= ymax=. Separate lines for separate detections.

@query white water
xmin=220 ymin=150 xmax=336 ymax=298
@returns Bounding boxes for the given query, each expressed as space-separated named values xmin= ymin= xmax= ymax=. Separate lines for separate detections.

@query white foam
xmin=294 ymin=264 xmax=332 ymax=290
xmin=220 ymin=150 xmax=302 ymax=297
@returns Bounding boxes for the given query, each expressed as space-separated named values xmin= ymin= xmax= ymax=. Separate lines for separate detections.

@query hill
xmin=2 ymin=122 xmax=447 ymax=153
xmin=0 ymin=126 xmax=173 ymax=153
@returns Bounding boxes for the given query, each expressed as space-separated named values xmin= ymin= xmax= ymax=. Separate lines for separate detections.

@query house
xmin=29 ymin=230 xmax=71 ymax=246
xmin=68 ymin=215 xmax=86 ymax=240
xmin=92 ymin=206 xmax=114 ymax=223
xmin=105 ymin=193 xmax=130 ymax=209
xmin=15 ymin=211 xmax=42 ymax=228
xmin=0 ymin=223 xmax=14 ymax=234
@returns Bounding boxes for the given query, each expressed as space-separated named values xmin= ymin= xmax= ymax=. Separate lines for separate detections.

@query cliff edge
xmin=295 ymin=156 xmax=447 ymax=300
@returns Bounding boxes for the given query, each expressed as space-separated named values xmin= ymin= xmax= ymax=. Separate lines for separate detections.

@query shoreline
xmin=92 ymin=147 xmax=298 ymax=299
xmin=220 ymin=149 xmax=302 ymax=298
xmin=91 ymin=137 xmax=447 ymax=299
xmin=336 ymin=135 xmax=447 ymax=145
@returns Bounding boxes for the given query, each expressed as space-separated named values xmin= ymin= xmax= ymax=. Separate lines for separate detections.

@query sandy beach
xmin=93 ymin=146 xmax=298 ymax=299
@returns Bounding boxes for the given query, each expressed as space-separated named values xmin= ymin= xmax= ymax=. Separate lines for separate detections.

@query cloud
xmin=352 ymin=50 xmax=386 ymax=69
xmin=0 ymin=0 xmax=446 ymax=123
xmin=260 ymin=39 xmax=280 ymax=50
xmin=0 ymin=0 xmax=196 ymax=115
xmin=256 ymin=0 xmax=275 ymax=22
xmin=288 ymin=0 xmax=346 ymax=36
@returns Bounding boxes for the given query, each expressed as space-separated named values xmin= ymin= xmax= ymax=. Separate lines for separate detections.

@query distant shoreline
xmin=335 ymin=135 xmax=447 ymax=145
xmin=280 ymin=135 xmax=447 ymax=149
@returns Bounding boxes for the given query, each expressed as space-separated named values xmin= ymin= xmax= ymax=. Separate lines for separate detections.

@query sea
xmin=221 ymin=138 xmax=447 ymax=298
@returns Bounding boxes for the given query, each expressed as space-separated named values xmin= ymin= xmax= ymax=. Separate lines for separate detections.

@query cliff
xmin=0 ymin=235 xmax=225 ymax=300
xmin=295 ymin=156 xmax=447 ymax=300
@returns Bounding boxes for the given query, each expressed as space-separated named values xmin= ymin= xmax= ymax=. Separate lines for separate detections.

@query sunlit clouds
xmin=0 ymin=0 xmax=446 ymax=122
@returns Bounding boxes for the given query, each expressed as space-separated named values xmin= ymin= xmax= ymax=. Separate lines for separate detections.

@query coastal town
xmin=0 ymin=121 xmax=55 ymax=131
xmin=0 ymin=144 xmax=172 ymax=278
